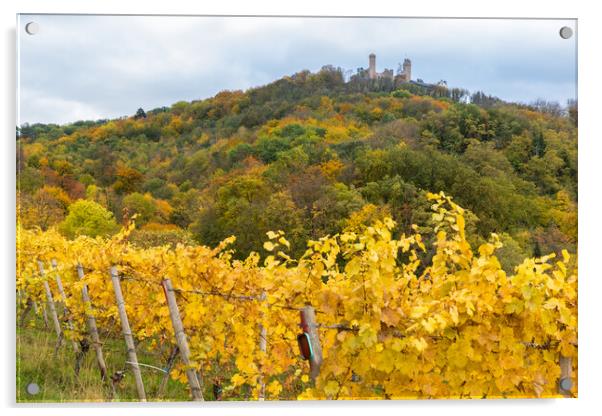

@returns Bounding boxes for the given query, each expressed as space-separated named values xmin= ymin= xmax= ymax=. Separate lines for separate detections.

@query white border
xmin=2 ymin=1 xmax=600 ymax=415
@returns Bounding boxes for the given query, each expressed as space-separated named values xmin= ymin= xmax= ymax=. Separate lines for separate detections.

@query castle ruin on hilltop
xmin=367 ymin=53 xmax=412 ymax=83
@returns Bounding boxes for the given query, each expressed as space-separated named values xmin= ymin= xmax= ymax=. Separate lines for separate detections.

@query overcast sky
xmin=17 ymin=15 xmax=577 ymax=125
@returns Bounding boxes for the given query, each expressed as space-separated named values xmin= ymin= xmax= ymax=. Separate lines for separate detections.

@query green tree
xmin=192 ymin=176 xmax=306 ymax=257
xmin=531 ymin=129 xmax=546 ymax=157
xmin=122 ymin=192 xmax=157 ymax=226
xmin=134 ymin=107 xmax=147 ymax=119
xmin=254 ymin=135 xmax=291 ymax=163
xmin=59 ymin=200 xmax=119 ymax=239
xmin=495 ymin=233 xmax=530 ymax=273
xmin=169 ymin=188 xmax=201 ymax=228
xmin=311 ymin=183 xmax=365 ymax=238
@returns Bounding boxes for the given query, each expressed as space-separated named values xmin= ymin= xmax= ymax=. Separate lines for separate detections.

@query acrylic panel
xmin=16 ymin=15 xmax=578 ymax=402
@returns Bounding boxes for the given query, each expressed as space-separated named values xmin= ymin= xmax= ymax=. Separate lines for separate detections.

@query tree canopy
xmin=17 ymin=67 xmax=577 ymax=271
xmin=58 ymin=200 xmax=119 ymax=239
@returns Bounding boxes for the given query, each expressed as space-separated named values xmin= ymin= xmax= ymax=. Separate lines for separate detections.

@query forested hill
xmin=17 ymin=66 xmax=578 ymax=271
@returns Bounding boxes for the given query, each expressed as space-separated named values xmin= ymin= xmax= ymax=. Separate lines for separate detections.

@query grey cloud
xmin=18 ymin=15 xmax=577 ymax=125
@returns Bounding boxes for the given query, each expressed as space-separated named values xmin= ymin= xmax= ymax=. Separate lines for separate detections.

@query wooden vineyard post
xmin=300 ymin=305 xmax=323 ymax=380
xmin=161 ymin=278 xmax=204 ymax=401
xmin=38 ymin=261 xmax=63 ymax=346
xmin=51 ymin=260 xmax=80 ymax=354
xmin=559 ymin=355 xmax=573 ymax=397
xmin=258 ymin=291 xmax=267 ymax=400
xmin=110 ymin=266 xmax=147 ymax=402
xmin=77 ymin=264 xmax=108 ymax=382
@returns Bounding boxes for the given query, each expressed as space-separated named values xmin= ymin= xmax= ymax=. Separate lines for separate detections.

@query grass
xmin=16 ymin=304 xmax=304 ymax=402
xmin=16 ymin=313 xmax=194 ymax=402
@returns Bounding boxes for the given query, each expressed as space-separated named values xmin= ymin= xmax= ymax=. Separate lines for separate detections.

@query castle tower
xmin=369 ymin=53 xmax=376 ymax=80
xmin=403 ymin=58 xmax=412 ymax=82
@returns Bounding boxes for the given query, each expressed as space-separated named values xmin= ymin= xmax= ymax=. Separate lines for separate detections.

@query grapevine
xmin=16 ymin=192 xmax=578 ymax=400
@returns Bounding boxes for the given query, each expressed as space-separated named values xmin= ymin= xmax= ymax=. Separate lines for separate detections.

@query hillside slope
xmin=17 ymin=66 xmax=577 ymax=270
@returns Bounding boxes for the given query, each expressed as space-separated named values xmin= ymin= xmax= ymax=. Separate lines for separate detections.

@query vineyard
xmin=16 ymin=192 xmax=578 ymax=401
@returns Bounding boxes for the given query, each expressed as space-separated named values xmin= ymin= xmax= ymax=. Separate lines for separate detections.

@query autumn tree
xmin=18 ymin=185 xmax=71 ymax=229
xmin=113 ymin=164 xmax=144 ymax=194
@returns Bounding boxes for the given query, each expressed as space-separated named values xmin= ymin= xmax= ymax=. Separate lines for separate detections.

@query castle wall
xmin=367 ymin=54 xmax=411 ymax=82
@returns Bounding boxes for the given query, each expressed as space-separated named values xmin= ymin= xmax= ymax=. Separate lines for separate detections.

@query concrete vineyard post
xmin=162 ymin=278 xmax=204 ymax=401
xmin=300 ymin=305 xmax=323 ymax=381
xmin=38 ymin=261 xmax=63 ymax=345
xmin=77 ymin=264 xmax=109 ymax=382
xmin=559 ymin=355 xmax=573 ymax=397
xmin=51 ymin=260 xmax=80 ymax=353
xmin=110 ymin=266 xmax=146 ymax=401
